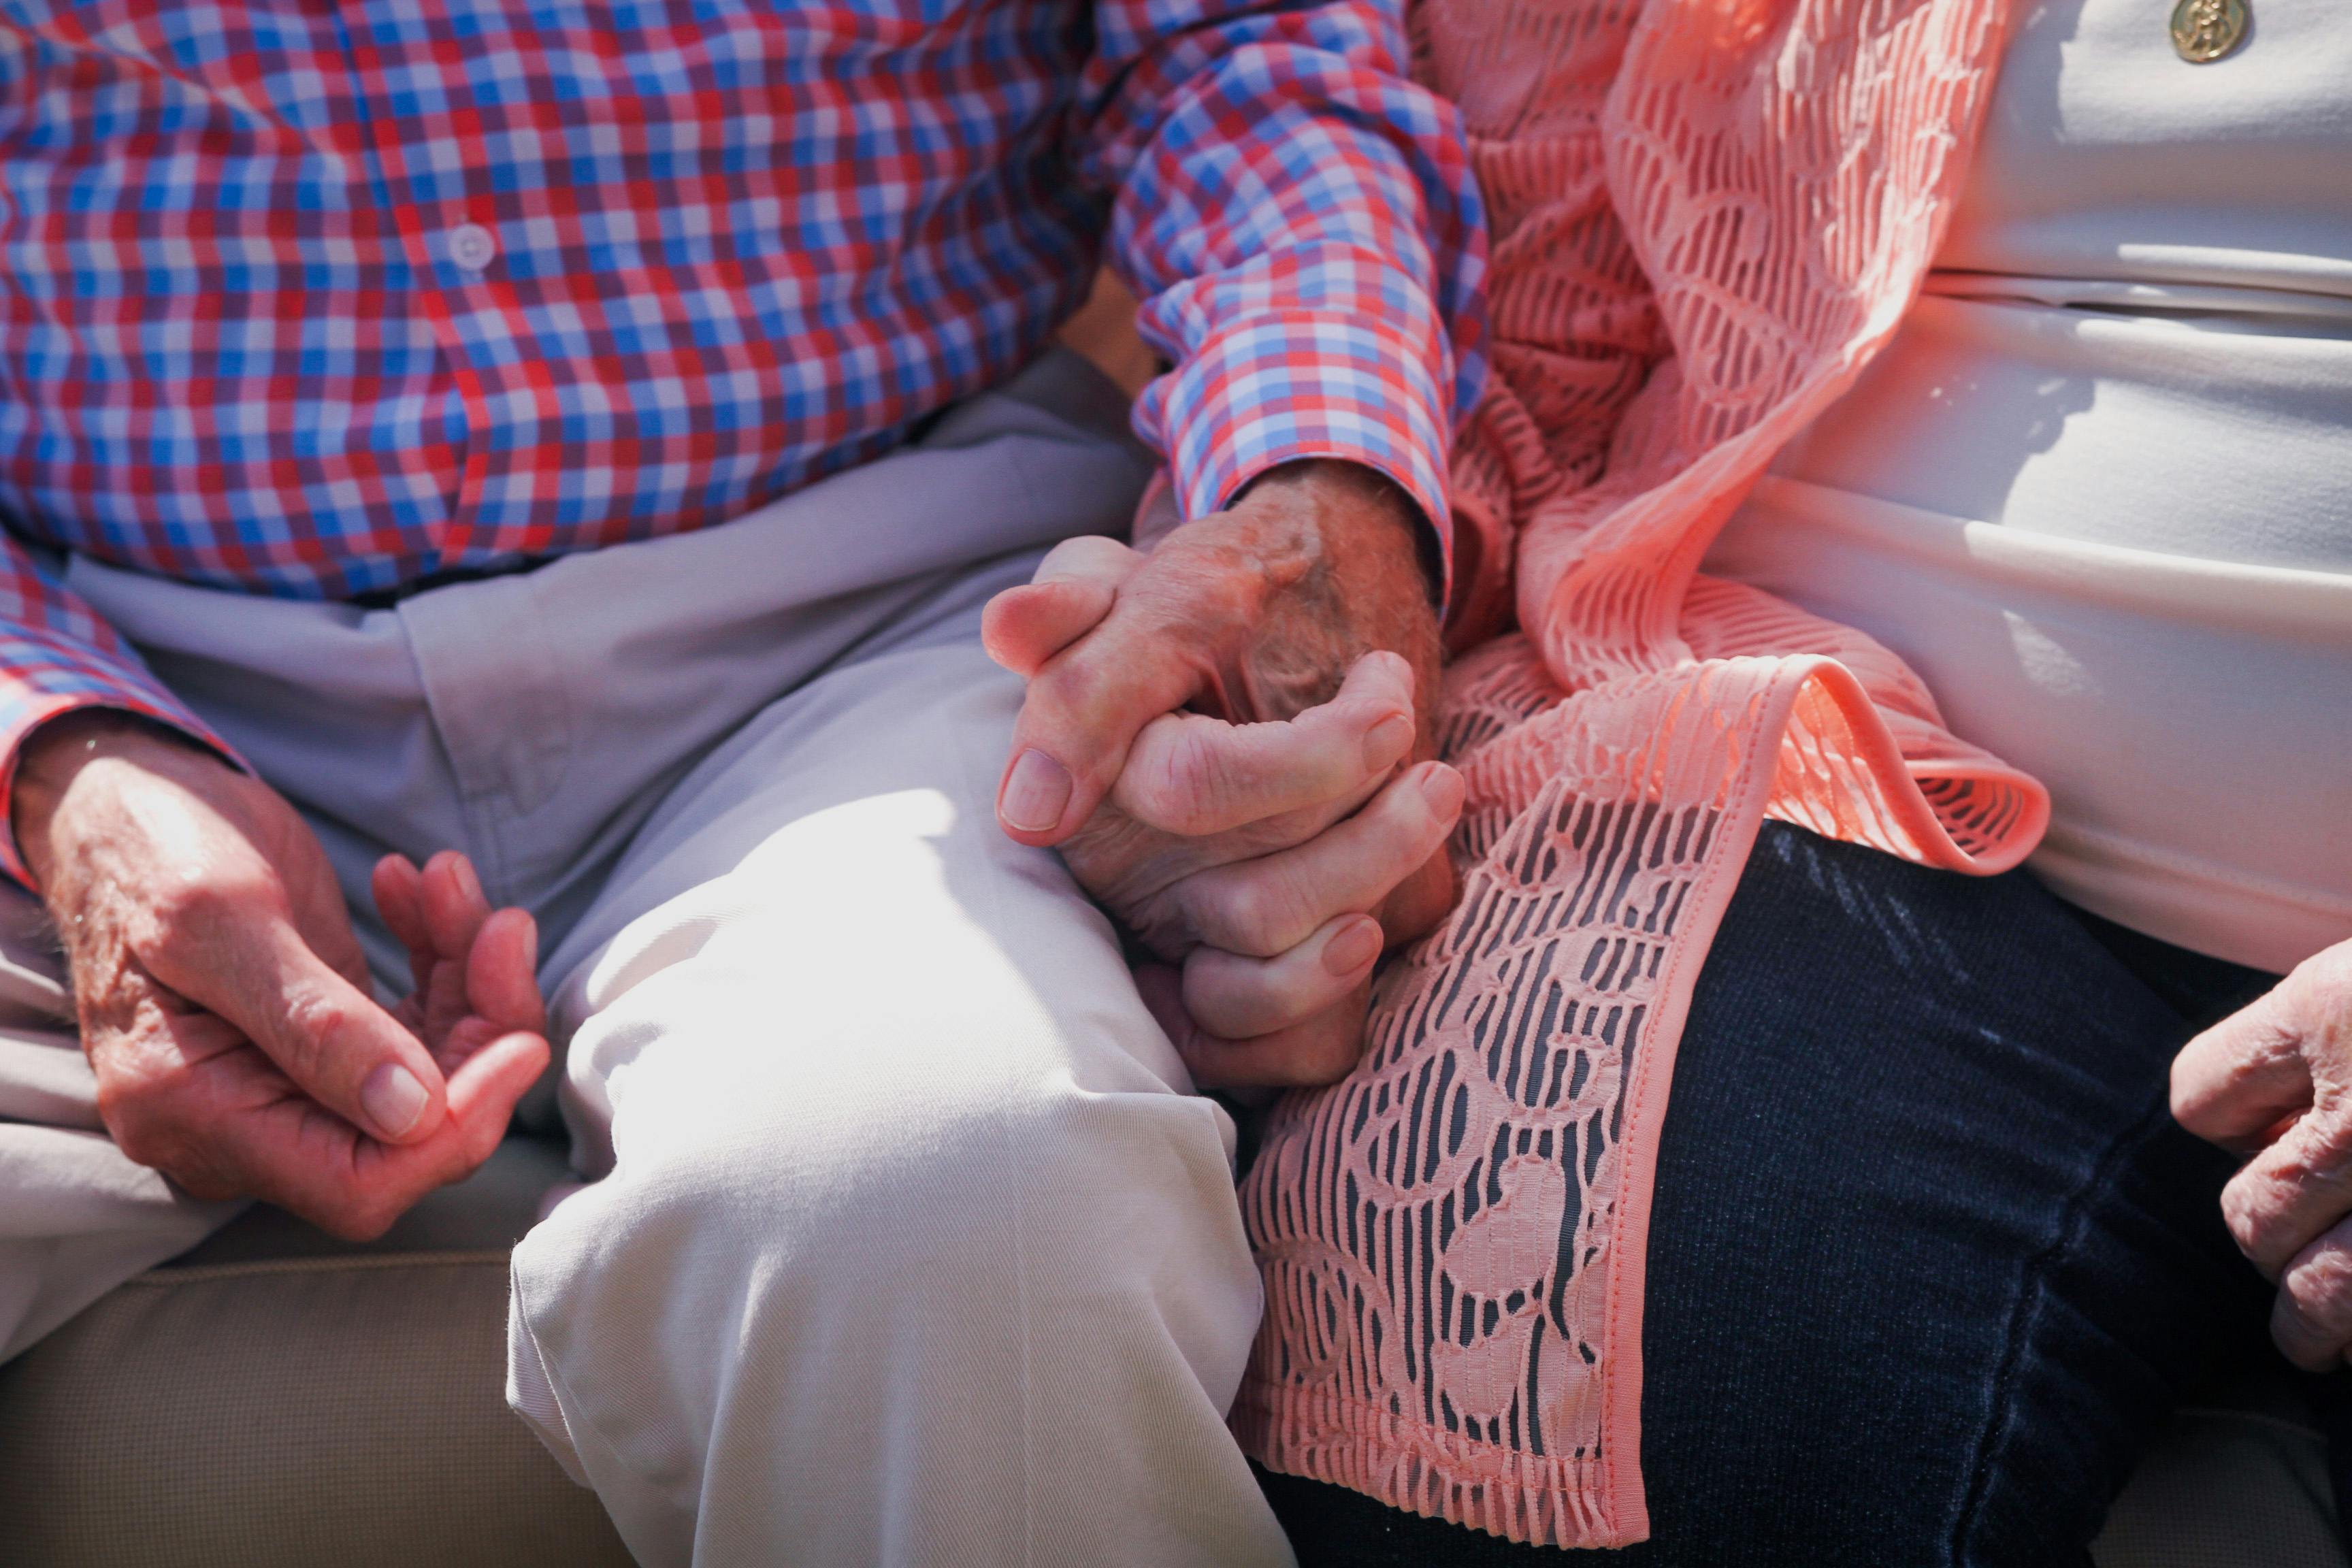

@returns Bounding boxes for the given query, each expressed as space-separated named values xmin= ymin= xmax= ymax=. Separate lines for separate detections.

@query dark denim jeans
xmin=1262 ymin=821 xmax=2283 ymax=1567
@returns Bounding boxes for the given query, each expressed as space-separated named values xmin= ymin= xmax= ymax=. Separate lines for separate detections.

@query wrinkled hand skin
xmin=1158 ymin=462 xmax=1442 ymax=738
xmin=14 ymin=712 xmax=547 ymax=1239
xmin=2173 ymin=940 xmax=2352 ymax=1368
xmin=985 ymin=459 xmax=1463 ymax=1090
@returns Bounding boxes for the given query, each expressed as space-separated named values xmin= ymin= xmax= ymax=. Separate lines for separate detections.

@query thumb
xmin=997 ymin=600 xmax=1206 ymax=847
xmin=152 ymin=912 xmax=450 ymax=1146
xmin=981 ymin=536 xmax=1139 ymax=678
xmin=2175 ymin=947 xmax=2352 ymax=1152
xmin=2174 ymin=981 xmax=2312 ymax=1152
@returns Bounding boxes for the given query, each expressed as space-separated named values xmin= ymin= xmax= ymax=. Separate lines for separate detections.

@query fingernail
xmin=1000 ymin=749 xmax=1073 ymax=834
xmin=361 ymin=1062 xmax=429 ymax=1140
xmin=520 ymin=917 xmax=538 ymax=974
xmin=452 ymin=855 xmax=484 ymax=908
xmin=1363 ymin=714 xmax=1414 ymax=772
xmin=1322 ymin=917 xmax=1384 ymax=977
xmin=1420 ymin=762 xmax=1465 ymax=816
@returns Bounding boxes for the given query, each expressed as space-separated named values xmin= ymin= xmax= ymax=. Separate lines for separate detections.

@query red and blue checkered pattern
xmin=0 ymin=0 xmax=1482 ymax=881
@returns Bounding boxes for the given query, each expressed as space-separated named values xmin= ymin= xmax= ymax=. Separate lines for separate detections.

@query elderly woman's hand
xmin=2172 ymin=939 xmax=2352 ymax=1367
xmin=983 ymin=461 xmax=1460 ymax=1089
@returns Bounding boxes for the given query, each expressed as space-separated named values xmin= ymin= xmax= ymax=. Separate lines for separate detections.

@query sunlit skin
xmin=986 ymin=458 xmax=1464 ymax=1090
xmin=4 ymin=456 xmax=1458 ymax=1232
xmin=12 ymin=713 xmax=546 ymax=1239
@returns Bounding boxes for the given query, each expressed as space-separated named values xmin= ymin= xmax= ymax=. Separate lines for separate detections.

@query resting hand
xmin=985 ymin=461 xmax=1461 ymax=1088
xmin=2172 ymin=940 xmax=2352 ymax=1367
xmin=14 ymin=713 xmax=547 ymax=1239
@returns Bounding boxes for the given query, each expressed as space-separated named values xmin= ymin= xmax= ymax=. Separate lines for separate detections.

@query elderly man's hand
xmin=985 ymin=460 xmax=1462 ymax=1088
xmin=2173 ymin=939 xmax=2352 ymax=1368
xmin=14 ymin=713 xmax=547 ymax=1239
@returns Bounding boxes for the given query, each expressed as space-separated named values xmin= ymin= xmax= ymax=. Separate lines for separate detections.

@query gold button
xmin=2172 ymin=0 xmax=2249 ymax=61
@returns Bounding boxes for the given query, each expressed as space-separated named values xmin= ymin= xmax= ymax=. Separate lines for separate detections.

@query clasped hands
xmin=1014 ymin=460 xmax=2352 ymax=1382
xmin=12 ymin=458 xmax=1454 ymax=1241
xmin=984 ymin=459 xmax=1463 ymax=1088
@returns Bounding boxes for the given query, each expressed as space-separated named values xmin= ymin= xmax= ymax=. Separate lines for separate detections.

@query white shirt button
xmin=448 ymin=223 xmax=498 ymax=273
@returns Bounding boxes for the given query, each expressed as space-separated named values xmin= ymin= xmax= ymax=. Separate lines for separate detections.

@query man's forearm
xmin=12 ymin=708 xmax=246 ymax=898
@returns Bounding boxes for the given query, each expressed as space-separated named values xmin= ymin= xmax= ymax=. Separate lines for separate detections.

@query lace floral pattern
xmin=1233 ymin=0 xmax=2029 ymax=1544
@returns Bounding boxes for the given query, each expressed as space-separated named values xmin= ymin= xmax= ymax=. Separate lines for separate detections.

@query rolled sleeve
xmin=1077 ymin=0 xmax=1486 ymax=606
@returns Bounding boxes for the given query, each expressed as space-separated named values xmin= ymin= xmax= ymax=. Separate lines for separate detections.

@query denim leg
xmin=1264 ymin=822 xmax=2272 ymax=1567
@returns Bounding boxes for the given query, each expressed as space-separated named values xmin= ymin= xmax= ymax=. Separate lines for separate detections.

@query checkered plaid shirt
xmin=0 ymin=1 xmax=1483 ymax=880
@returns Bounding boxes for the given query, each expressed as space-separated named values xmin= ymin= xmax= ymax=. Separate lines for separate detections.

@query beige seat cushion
xmin=1 ymin=1134 xmax=2342 ymax=1566
xmin=0 ymin=1139 xmax=632 ymax=1568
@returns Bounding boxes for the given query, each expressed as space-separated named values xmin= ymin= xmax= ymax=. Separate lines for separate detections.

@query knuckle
xmin=141 ymin=865 xmax=280 ymax=958
xmin=110 ymin=1117 xmax=168 ymax=1171
xmin=142 ymin=868 xmax=233 ymax=944
xmin=1134 ymin=728 xmax=1232 ymax=836
xmin=1039 ymin=534 xmax=1137 ymax=584
xmin=95 ymin=1071 xmax=182 ymax=1168
xmin=1179 ymin=961 xmax=1247 ymax=1036
xmin=1026 ymin=659 xmax=1101 ymax=735
xmin=1196 ymin=872 xmax=1294 ymax=957
xmin=2296 ymin=1110 xmax=2352 ymax=1176
xmin=277 ymin=990 xmax=350 ymax=1077
xmin=95 ymin=1070 xmax=149 ymax=1126
xmin=2283 ymin=1247 xmax=2352 ymax=1328
xmin=2219 ymin=1177 xmax=2272 ymax=1255
xmin=2221 ymin=1167 xmax=2308 ymax=1267
xmin=1064 ymin=824 xmax=1180 ymax=927
xmin=1365 ymin=821 xmax=1435 ymax=893
xmin=114 ymin=1115 xmax=204 ymax=1188
xmin=1123 ymin=900 xmax=1197 ymax=966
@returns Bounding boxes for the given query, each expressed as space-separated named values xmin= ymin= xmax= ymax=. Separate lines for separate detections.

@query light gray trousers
xmin=0 ymin=350 xmax=1295 ymax=1567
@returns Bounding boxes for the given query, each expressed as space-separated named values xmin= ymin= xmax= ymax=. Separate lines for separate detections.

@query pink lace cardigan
xmin=1231 ymin=0 xmax=2042 ymax=1545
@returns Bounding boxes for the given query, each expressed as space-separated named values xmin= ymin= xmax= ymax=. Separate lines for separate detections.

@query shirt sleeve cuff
xmin=1138 ymin=308 xmax=1456 ymax=607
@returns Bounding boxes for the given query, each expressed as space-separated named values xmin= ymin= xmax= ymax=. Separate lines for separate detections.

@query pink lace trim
xmin=1235 ymin=0 xmax=2030 ymax=1545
